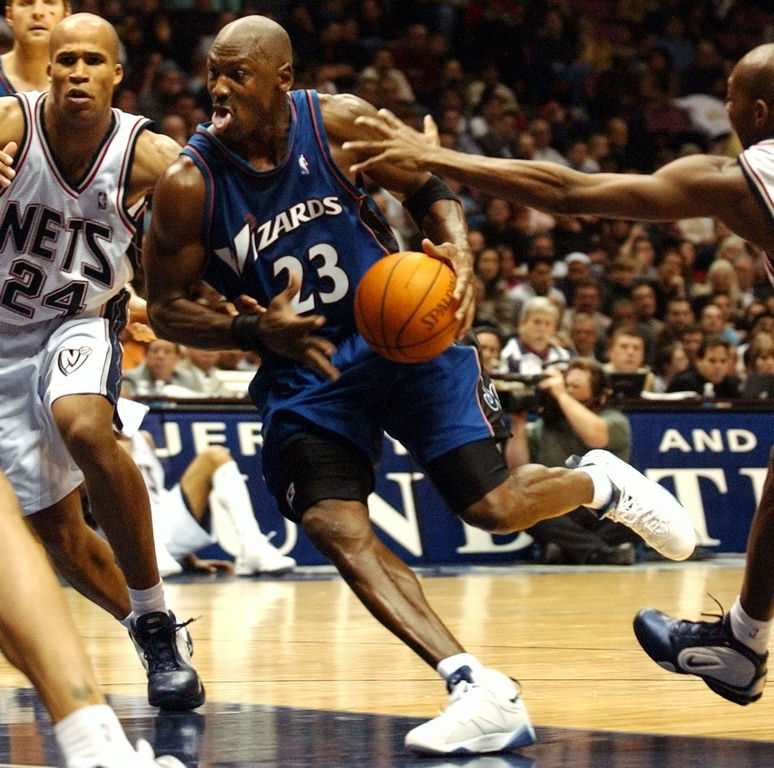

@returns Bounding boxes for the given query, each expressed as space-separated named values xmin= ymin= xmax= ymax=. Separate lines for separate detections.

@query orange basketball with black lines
xmin=354 ymin=251 xmax=462 ymax=363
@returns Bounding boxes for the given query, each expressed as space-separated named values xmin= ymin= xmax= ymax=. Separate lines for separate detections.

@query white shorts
xmin=152 ymin=484 xmax=216 ymax=560
xmin=0 ymin=315 xmax=123 ymax=515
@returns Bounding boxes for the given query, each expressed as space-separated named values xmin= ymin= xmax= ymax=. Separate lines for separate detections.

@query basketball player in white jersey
xmin=122 ymin=431 xmax=296 ymax=576
xmin=345 ymin=42 xmax=774 ymax=707
xmin=0 ymin=13 xmax=204 ymax=710
xmin=0 ymin=470 xmax=184 ymax=768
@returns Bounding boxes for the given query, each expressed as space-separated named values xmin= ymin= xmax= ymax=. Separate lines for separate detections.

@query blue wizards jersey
xmin=182 ymin=90 xmax=497 ymax=504
xmin=182 ymin=89 xmax=399 ymax=359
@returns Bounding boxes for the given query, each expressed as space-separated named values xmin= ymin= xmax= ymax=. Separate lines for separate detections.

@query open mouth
xmin=66 ymin=89 xmax=90 ymax=102
xmin=211 ymin=106 xmax=233 ymax=133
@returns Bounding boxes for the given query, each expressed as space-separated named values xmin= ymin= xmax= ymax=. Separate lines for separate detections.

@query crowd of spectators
xmin=55 ymin=0 xmax=773 ymax=399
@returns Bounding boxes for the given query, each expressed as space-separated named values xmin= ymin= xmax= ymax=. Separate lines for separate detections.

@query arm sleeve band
xmin=402 ymin=174 xmax=460 ymax=228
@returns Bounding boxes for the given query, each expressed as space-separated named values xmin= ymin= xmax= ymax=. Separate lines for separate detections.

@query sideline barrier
xmin=139 ymin=399 xmax=774 ymax=564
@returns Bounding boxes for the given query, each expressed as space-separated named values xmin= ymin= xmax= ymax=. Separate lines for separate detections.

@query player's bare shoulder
xmin=128 ymin=130 xmax=183 ymax=201
xmin=0 ymin=96 xmax=25 ymax=146
xmin=319 ymin=92 xmax=376 ymax=143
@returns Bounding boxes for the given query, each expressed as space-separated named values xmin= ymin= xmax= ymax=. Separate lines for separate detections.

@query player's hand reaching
xmin=252 ymin=271 xmax=339 ymax=379
xmin=344 ymin=110 xmax=439 ymax=175
xmin=0 ymin=142 xmax=18 ymax=188
xmin=421 ymin=237 xmax=476 ymax=337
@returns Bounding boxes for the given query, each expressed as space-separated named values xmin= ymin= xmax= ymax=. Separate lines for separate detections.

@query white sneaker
xmin=576 ymin=450 xmax=696 ymax=561
xmin=76 ymin=738 xmax=185 ymax=768
xmin=236 ymin=534 xmax=296 ymax=575
xmin=405 ymin=667 xmax=536 ymax=755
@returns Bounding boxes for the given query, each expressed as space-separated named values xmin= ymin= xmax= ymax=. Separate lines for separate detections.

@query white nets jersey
xmin=738 ymin=138 xmax=774 ymax=285
xmin=0 ymin=91 xmax=150 ymax=325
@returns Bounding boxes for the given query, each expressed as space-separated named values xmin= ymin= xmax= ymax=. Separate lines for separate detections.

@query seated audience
xmin=602 ymin=327 xmax=656 ymax=394
xmin=122 ymin=339 xmax=200 ymax=398
xmin=652 ymin=342 xmax=690 ymax=393
xmin=668 ymin=334 xmax=741 ymax=397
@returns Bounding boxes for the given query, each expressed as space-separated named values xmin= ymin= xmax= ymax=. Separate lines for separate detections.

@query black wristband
xmin=230 ymin=314 xmax=262 ymax=351
xmin=402 ymin=174 xmax=459 ymax=227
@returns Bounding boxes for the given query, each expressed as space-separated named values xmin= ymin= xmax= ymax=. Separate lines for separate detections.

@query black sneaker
xmin=130 ymin=611 xmax=205 ymax=711
xmin=633 ymin=607 xmax=768 ymax=705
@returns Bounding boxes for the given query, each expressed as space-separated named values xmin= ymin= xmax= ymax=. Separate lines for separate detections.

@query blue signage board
xmin=142 ymin=405 xmax=773 ymax=564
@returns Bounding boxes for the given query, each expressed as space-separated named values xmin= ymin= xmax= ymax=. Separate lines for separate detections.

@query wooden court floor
xmin=0 ymin=558 xmax=772 ymax=767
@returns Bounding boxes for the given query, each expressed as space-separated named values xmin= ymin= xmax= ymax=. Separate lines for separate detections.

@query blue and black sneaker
xmin=633 ymin=607 xmax=767 ymax=705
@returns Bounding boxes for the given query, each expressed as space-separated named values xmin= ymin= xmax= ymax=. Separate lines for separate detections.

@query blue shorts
xmin=253 ymin=335 xmax=497 ymax=509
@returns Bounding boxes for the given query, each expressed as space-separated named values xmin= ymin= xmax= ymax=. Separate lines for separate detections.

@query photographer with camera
xmin=506 ymin=358 xmax=643 ymax=565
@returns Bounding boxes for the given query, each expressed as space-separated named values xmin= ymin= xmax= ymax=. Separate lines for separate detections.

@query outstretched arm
xmin=344 ymin=109 xmax=750 ymax=225
xmin=144 ymin=156 xmax=339 ymax=379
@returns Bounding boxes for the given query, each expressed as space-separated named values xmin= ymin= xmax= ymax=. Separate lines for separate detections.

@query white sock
xmin=119 ymin=613 xmax=132 ymax=630
xmin=128 ymin=580 xmax=166 ymax=619
xmin=54 ymin=705 xmax=134 ymax=768
xmin=730 ymin=596 xmax=771 ymax=656
xmin=574 ymin=465 xmax=613 ymax=510
xmin=211 ymin=460 xmax=265 ymax=545
xmin=436 ymin=653 xmax=485 ymax=682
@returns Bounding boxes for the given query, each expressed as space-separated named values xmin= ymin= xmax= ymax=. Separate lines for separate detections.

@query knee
xmin=459 ymin=471 xmax=531 ymax=534
xmin=199 ymin=445 xmax=232 ymax=471
xmin=302 ymin=501 xmax=373 ymax=563
xmin=57 ymin=414 xmax=109 ymax=461
xmin=460 ymin=490 xmax=514 ymax=534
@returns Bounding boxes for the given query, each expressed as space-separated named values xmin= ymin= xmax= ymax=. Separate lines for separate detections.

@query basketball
xmin=354 ymin=251 xmax=461 ymax=363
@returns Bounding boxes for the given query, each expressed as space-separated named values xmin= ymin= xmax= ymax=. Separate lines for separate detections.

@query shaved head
xmin=734 ymin=43 xmax=774 ymax=105
xmin=213 ymin=15 xmax=292 ymax=69
xmin=50 ymin=13 xmax=120 ymax=62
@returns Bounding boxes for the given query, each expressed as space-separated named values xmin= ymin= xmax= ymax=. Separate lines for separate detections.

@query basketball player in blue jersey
xmin=144 ymin=15 xmax=693 ymax=755
xmin=0 ymin=13 xmax=204 ymax=711
xmin=0 ymin=471 xmax=185 ymax=768
xmin=0 ymin=0 xmax=69 ymax=95
xmin=346 ymin=43 xmax=774 ymax=709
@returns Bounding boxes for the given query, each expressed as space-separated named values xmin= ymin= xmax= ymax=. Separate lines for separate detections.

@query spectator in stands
xmin=600 ymin=256 xmax=638 ymax=316
xmin=528 ymin=117 xmax=568 ymax=165
xmin=359 ymin=47 xmax=415 ymax=103
xmin=176 ymin=347 xmax=232 ymax=397
xmin=507 ymin=358 xmax=641 ymax=565
xmin=478 ymin=197 xmax=530 ymax=254
xmin=630 ymin=281 xmax=665 ymax=365
xmin=474 ymin=325 xmax=506 ymax=374
xmin=744 ymin=332 xmax=774 ymax=379
xmin=474 ymin=247 xmax=520 ymax=336
xmin=509 ymin=256 xmax=567 ymax=318
xmin=655 ymin=296 xmax=696 ymax=350
xmin=119 ymin=431 xmax=295 ymax=577
xmin=603 ymin=327 xmax=656 ymax=393
xmin=476 ymin=108 xmax=523 ymax=159
xmin=652 ymin=341 xmax=690 ymax=393
xmin=651 ymin=248 xmax=688 ymax=316
xmin=122 ymin=339 xmax=198 ymax=398
xmin=699 ymin=302 xmax=741 ymax=348
xmin=502 ymin=296 xmax=571 ymax=375
xmin=566 ymin=314 xmax=602 ymax=360
xmin=677 ymin=323 xmax=704 ymax=368
xmin=560 ymin=277 xmax=611 ymax=339
xmin=693 ymin=256 xmax=741 ymax=316
xmin=555 ymin=251 xmax=593 ymax=304
xmin=668 ymin=334 xmax=741 ymax=397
